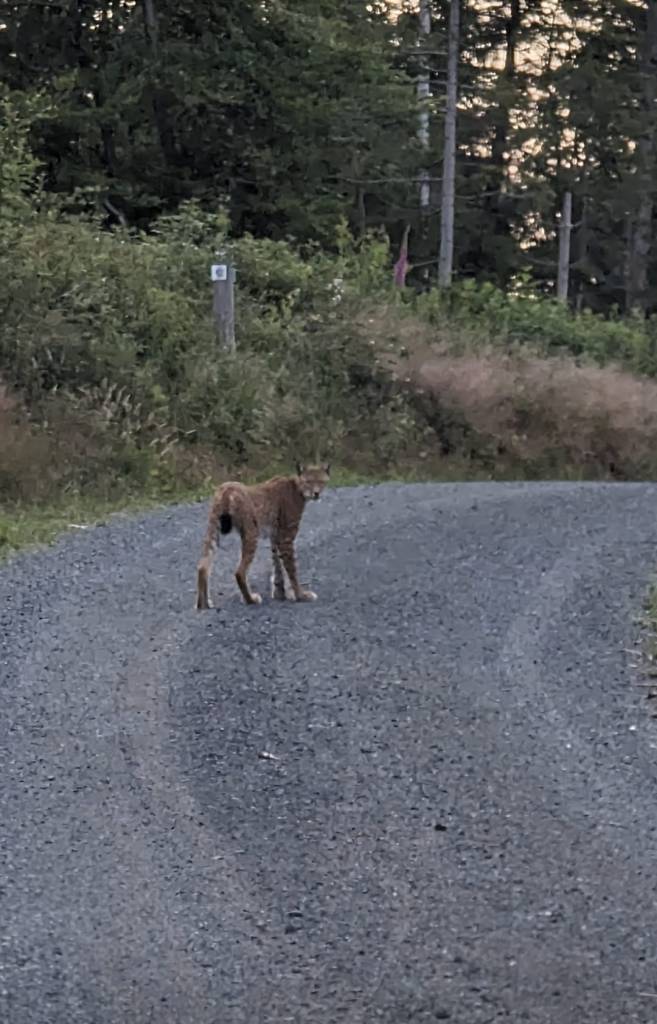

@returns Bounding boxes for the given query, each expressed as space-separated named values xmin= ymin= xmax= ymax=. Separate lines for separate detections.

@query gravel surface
xmin=2 ymin=482 xmax=657 ymax=1024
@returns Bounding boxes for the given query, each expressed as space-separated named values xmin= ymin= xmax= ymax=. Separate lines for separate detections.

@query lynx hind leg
xmin=271 ymin=544 xmax=290 ymax=600
xmin=196 ymin=556 xmax=212 ymax=610
xmin=235 ymin=528 xmax=262 ymax=606
xmin=195 ymin=519 xmax=219 ymax=611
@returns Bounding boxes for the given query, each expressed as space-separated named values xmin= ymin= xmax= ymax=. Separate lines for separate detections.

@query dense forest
xmin=2 ymin=0 xmax=657 ymax=313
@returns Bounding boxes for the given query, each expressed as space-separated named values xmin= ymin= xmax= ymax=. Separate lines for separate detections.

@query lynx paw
xmin=247 ymin=592 xmax=263 ymax=606
xmin=297 ymin=589 xmax=317 ymax=602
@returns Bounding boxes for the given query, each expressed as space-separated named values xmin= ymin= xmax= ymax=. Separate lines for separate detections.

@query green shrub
xmin=0 ymin=103 xmax=414 ymax=498
xmin=413 ymin=278 xmax=657 ymax=375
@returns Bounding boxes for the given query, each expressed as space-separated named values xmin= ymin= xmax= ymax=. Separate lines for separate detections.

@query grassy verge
xmin=0 ymin=458 xmax=487 ymax=562
xmin=3 ymin=400 xmax=652 ymax=565
xmin=0 ymin=491 xmax=199 ymax=561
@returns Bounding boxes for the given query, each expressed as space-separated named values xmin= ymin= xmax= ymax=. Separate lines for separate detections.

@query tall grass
xmin=404 ymin=349 xmax=657 ymax=479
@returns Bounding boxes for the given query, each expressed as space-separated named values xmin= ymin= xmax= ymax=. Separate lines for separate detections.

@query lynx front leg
xmin=271 ymin=543 xmax=287 ymax=601
xmin=278 ymin=537 xmax=316 ymax=602
xmin=235 ymin=530 xmax=262 ymax=606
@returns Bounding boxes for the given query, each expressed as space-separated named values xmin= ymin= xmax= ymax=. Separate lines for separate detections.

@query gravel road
xmin=2 ymin=482 xmax=657 ymax=1024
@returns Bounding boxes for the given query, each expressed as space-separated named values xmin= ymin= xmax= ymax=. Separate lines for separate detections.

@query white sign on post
xmin=211 ymin=264 xmax=227 ymax=282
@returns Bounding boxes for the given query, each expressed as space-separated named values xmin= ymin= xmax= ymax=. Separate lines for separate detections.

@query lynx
xmin=195 ymin=463 xmax=330 ymax=610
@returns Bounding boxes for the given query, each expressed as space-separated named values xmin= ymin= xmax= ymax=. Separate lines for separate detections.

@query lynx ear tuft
xmin=296 ymin=462 xmax=305 ymax=476
xmin=323 ymin=462 xmax=331 ymax=476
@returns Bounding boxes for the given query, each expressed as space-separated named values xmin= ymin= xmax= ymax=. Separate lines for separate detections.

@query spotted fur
xmin=195 ymin=464 xmax=329 ymax=609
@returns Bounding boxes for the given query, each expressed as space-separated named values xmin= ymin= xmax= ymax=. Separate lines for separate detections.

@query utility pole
xmin=438 ymin=0 xmax=460 ymax=289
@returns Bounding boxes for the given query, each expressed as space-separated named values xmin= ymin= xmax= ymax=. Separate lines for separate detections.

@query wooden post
xmin=211 ymin=257 xmax=236 ymax=352
xmin=557 ymin=190 xmax=572 ymax=303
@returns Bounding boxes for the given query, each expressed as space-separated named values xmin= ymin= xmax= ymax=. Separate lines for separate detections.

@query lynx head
xmin=295 ymin=462 xmax=330 ymax=501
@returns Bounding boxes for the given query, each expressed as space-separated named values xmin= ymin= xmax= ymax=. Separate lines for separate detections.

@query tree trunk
xmin=417 ymin=0 xmax=431 ymax=213
xmin=438 ymin=0 xmax=460 ymax=289
xmin=557 ymin=190 xmax=572 ymax=302
xmin=627 ymin=185 xmax=654 ymax=313
xmin=143 ymin=0 xmax=159 ymax=54
xmin=484 ymin=0 xmax=521 ymax=284
xmin=626 ymin=1 xmax=657 ymax=314
xmin=141 ymin=0 xmax=177 ymax=165
xmin=490 ymin=0 xmax=521 ymax=172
